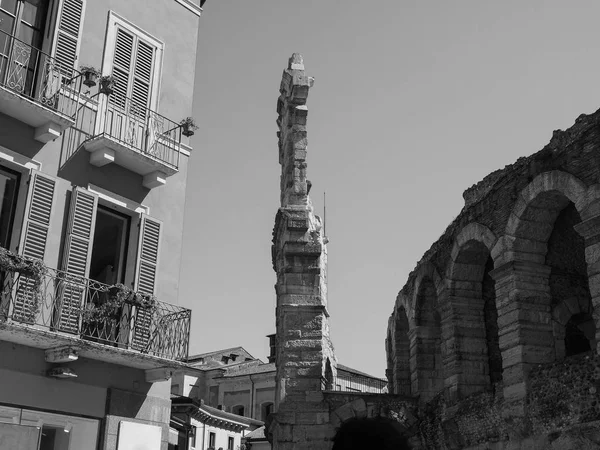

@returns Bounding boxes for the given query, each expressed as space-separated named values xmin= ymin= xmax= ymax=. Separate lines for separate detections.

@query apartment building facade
xmin=0 ymin=0 xmax=204 ymax=448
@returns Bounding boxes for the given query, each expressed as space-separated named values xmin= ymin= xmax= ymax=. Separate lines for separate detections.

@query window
xmin=0 ymin=405 xmax=99 ymax=450
xmin=103 ymin=13 xmax=163 ymax=112
xmin=88 ymin=205 xmax=130 ymax=285
xmin=190 ymin=426 xmax=196 ymax=448
xmin=54 ymin=187 xmax=162 ymax=344
xmin=208 ymin=386 xmax=219 ymax=407
xmin=208 ymin=432 xmax=216 ymax=449
xmin=231 ymin=405 xmax=244 ymax=417
xmin=227 ymin=437 xmax=234 ymax=450
xmin=0 ymin=0 xmax=84 ymax=95
xmin=170 ymin=384 xmax=180 ymax=396
xmin=0 ymin=0 xmax=49 ymax=92
xmin=260 ymin=402 xmax=273 ymax=422
xmin=0 ymin=165 xmax=20 ymax=249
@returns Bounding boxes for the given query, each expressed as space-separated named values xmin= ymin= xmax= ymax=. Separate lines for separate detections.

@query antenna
xmin=323 ymin=191 xmax=327 ymax=237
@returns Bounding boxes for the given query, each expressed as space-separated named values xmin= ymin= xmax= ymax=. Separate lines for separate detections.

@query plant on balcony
xmin=79 ymin=65 xmax=100 ymax=87
xmin=0 ymin=247 xmax=47 ymax=322
xmin=82 ymin=283 xmax=158 ymax=324
xmin=180 ymin=117 xmax=198 ymax=137
xmin=99 ymin=75 xmax=116 ymax=95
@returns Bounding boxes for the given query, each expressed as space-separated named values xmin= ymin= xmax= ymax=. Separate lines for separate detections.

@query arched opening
xmin=565 ymin=313 xmax=594 ymax=356
xmin=449 ymin=237 xmax=502 ymax=395
xmin=386 ymin=330 xmax=394 ymax=393
xmin=412 ymin=277 xmax=443 ymax=401
xmin=483 ymin=256 xmax=502 ymax=384
xmin=545 ymin=202 xmax=595 ymax=359
xmin=231 ymin=405 xmax=245 ymax=417
xmin=260 ymin=402 xmax=274 ymax=421
xmin=332 ymin=417 xmax=410 ymax=450
xmin=394 ymin=307 xmax=411 ymax=396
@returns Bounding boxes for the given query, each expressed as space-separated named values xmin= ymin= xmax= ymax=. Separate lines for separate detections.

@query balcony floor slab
xmin=0 ymin=321 xmax=188 ymax=371
xmin=83 ymin=135 xmax=178 ymax=177
xmin=0 ymin=85 xmax=75 ymax=131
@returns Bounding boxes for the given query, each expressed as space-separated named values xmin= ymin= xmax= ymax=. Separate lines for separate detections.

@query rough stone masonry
xmin=269 ymin=53 xmax=338 ymax=450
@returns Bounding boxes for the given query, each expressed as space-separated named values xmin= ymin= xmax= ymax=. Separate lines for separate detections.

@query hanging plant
xmin=180 ymin=117 xmax=198 ymax=137
xmin=0 ymin=247 xmax=47 ymax=323
xmin=79 ymin=65 xmax=100 ymax=87
xmin=99 ymin=75 xmax=116 ymax=95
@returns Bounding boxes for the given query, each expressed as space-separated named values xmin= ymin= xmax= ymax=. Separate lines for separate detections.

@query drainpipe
xmin=202 ymin=421 xmax=206 ymax=450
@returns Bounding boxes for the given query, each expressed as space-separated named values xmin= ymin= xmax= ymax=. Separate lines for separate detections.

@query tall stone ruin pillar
xmin=270 ymin=54 xmax=337 ymax=450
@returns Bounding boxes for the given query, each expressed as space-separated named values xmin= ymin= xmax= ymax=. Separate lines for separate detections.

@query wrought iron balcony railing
xmin=0 ymin=265 xmax=191 ymax=361
xmin=322 ymin=375 xmax=389 ymax=394
xmin=91 ymin=95 xmax=183 ymax=171
xmin=0 ymin=28 xmax=82 ymax=118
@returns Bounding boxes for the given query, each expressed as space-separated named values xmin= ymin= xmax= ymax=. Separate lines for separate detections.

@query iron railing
xmin=96 ymin=95 xmax=183 ymax=170
xmin=0 ymin=266 xmax=191 ymax=361
xmin=0 ymin=28 xmax=82 ymax=117
xmin=322 ymin=376 xmax=388 ymax=394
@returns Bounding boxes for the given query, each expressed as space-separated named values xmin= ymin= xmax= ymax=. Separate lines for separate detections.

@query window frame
xmin=101 ymin=11 xmax=164 ymax=112
xmin=0 ymin=147 xmax=43 ymax=254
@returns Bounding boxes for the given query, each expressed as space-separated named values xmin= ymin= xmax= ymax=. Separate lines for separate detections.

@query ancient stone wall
xmin=386 ymin=110 xmax=600 ymax=448
xmin=270 ymin=54 xmax=337 ymax=450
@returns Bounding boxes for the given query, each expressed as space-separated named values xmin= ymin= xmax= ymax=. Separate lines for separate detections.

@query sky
xmin=178 ymin=1 xmax=600 ymax=378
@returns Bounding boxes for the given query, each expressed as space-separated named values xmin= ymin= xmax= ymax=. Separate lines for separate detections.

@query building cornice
xmin=174 ymin=0 xmax=203 ymax=17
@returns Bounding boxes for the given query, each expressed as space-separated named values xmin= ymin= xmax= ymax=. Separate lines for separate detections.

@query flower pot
xmin=82 ymin=70 xmax=98 ymax=87
xmin=182 ymin=123 xmax=195 ymax=137
xmin=99 ymin=78 xmax=115 ymax=95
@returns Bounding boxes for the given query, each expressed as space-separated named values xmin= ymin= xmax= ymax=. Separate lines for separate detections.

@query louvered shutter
xmin=55 ymin=187 xmax=97 ymax=333
xmin=12 ymin=171 xmax=56 ymax=323
xmin=110 ymin=27 xmax=134 ymax=109
xmin=131 ymin=214 xmax=162 ymax=351
xmin=110 ymin=28 xmax=155 ymax=110
xmin=53 ymin=0 xmax=85 ymax=76
xmin=131 ymin=40 xmax=154 ymax=110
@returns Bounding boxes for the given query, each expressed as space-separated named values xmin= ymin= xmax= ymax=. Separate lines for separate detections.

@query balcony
xmin=0 ymin=263 xmax=191 ymax=366
xmin=81 ymin=95 xmax=183 ymax=189
xmin=0 ymin=29 xmax=82 ymax=142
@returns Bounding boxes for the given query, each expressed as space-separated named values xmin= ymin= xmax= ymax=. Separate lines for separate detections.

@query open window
xmin=0 ymin=165 xmax=21 ymax=250
xmin=52 ymin=187 xmax=162 ymax=350
xmin=0 ymin=0 xmax=84 ymax=96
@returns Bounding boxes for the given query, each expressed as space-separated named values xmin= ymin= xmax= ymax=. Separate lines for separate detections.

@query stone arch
xmin=331 ymin=416 xmax=411 ymax=450
xmin=329 ymin=397 xmax=416 ymax=442
xmin=494 ymin=171 xmax=595 ymax=407
xmin=504 ymin=171 xmax=587 ymax=250
xmin=411 ymin=269 xmax=443 ymax=402
xmin=410 ymin=263 xmax=444 ymax=315
xmin=445 ymin=223 xmax=502 ymax=399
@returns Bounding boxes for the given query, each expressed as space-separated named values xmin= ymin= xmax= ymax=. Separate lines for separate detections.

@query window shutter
xmin=111 ymin=27 xmax=134 ymax=109
xmin=54 ymin=0 xmax=85 ymax=76
xmin=110 ymin=27 xmax=155 ymax=111
xmin=131 ymin=40 xmax=154 ymax=109
xmin=131 ymin=214 xmax=162 ymax=351
xmin=54 ymin=187 xmax=98 ymax=333
xmin=12 ymin=171 xmax=56 ymax=323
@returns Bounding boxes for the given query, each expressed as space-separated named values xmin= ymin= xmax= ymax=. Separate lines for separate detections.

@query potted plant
xmin=79 ymin=65 xmax=100 ymax=87
xmin=99 ymin=75 xmax=116 ymax=95
xmin=0 ymin=247 xmax=47 ymax=323
xmin=180 ymin=117 xmax=198 ymax=137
